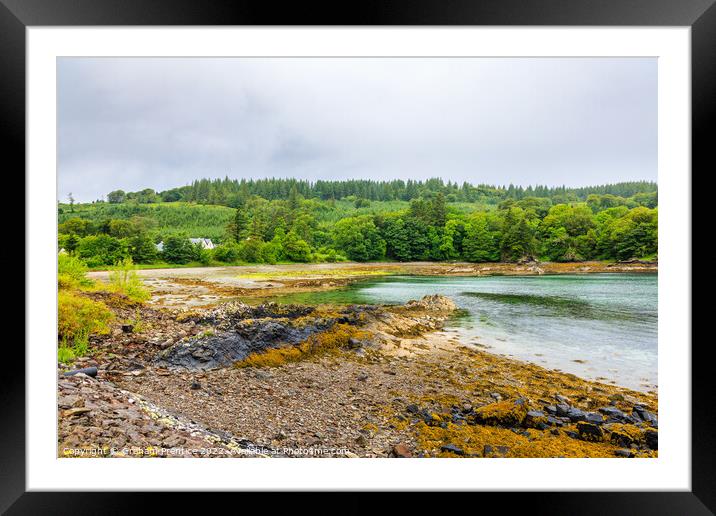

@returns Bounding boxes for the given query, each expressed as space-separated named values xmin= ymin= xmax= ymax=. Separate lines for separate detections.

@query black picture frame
xmin=3 ymin=0 xmax=711 ymax=512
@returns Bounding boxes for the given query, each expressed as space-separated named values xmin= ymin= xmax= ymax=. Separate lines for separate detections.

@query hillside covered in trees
xmin=58 ymin=178 xmax=658 ymax=267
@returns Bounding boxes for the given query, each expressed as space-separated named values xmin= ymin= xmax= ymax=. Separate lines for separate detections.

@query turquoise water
xmin=262 ymin=273 xmax=658 ymax=391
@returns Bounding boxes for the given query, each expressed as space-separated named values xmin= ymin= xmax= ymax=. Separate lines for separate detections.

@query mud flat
xmin=58 ymin=285 xmax=658 ymax=458
xmin=87 ymin=260 xmax=657 ymax=309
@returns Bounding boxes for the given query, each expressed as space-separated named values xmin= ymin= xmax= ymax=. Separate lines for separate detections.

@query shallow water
xmin=258 ymin=273 xmax=658 ymax=392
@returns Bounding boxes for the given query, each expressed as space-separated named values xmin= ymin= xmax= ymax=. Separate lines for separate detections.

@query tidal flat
xmin=60 ymin=261 xmax=658 ymax=458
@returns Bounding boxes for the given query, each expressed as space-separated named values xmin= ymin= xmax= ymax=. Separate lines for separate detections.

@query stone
xmin=566 ymin=408 xmax=587 ymax=422
xmin=357 ymin=373 xmax=369 ymax=382
xmin=524 ymin=410 xmax=547 ymax=428
xmin=609 ymin=431 xmax=633 ymax=448
xmin=555 ymin=403 xmax=571 ymax=417
xmin=489 ymin=392 xmax=503 ymax=401
xmin=615 ymin=449 xmax=634 ymax=458
xmin=555 ymin=394 xmax=570 ymax=404
xmin=584 ymin=412 xmax=604 ymax=425
xmin=544 ymin=405 xmax=557 ymax=415
xmin=599 ymin=406 xmax=625 ymax=419
xmin=190 ymin=381 xmax=201 ymax=390
xmin=546 ymin=416 xmax=563 ymax=427
xmin=440 ymin=444 xmax=465 ymax=456
xmin=389 ymin=444 xmax=413 ymax=458
xmin=576 ymin=421 xmax=603 ymax=441
xmin=406 ymin=404 xmax=420 ymax=414
xmin=644 ymin=429 xmax=658 ymax=450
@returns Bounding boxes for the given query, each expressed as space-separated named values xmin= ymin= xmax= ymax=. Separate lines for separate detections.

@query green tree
xmin=161 ymin=236 xmax=195 ymax=264
xmin=463 ymin=213 xmax=500 ymax=262
xmin=281 ymin=230 xmax=311 ymax=262
xmin=333 ymin=216 xmax=386 ymax=262
xmin=127 ymin=234 xmax=158 ymax=263
xmin=107 ymin=190 xmax=126 ymax=203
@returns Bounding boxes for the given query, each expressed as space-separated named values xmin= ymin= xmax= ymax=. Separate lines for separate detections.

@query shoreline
xmin=58 ymin=284 xmax=658 ymax=458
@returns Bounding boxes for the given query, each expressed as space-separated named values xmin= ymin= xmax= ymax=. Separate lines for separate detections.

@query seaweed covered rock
xmin=470 ymin=399 xmax=528 ymax=427
xmin=576 ymin=421 xmax=603 ymax=442
xmin=402 ymin=295 xmax=457 ymax=313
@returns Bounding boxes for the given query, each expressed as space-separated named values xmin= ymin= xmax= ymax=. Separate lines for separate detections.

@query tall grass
xmin=108 ymin=257 xmax=151 ymax=302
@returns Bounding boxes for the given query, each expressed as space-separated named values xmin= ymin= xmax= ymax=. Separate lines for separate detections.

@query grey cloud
xmin=58 ymin=57 xmax=656 ymax=202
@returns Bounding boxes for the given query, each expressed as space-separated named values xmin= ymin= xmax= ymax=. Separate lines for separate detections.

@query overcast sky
xmin=58 ymin=57 xmax=656 ymax=202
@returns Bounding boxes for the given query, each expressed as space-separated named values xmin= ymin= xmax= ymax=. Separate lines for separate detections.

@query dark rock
xmin=555 ymin=403 xmax=571 ymax=417
xmin=544 ymin=405 xmax=557 ymax=415
xmin=634 ymin=408 xmax=657 ymax=427
xmin=599 ymin=406 xmax=625 ymax=419
xmin=615 ymin=449 xmax=634 ymax=458
xmin=609 ymin=431 xmax=633 ymax=448
xmin=644 ymin=429 xmax=658 ymax=450
xmin=190 ymin=381 xmax=201 ymax=390
xmin=406 ymin=404 xmax=420 ymax=414
xmin=357 ymin=373 xmax=369 ymax=382
xmin=63 ymin=366 xmax=98 ymax=378
xmin=585 ymin=412 xmax=604 ymax=425
xmin=440 ymin=444 xmax=465 ymax=456
xmin=524 ymin=410 xmax=546 ymax=428
xmin=546 ymin=416 xmax=563 ymax=427
xmin=389 ymin=444 xmax=413 ymax=458
xmin=121 ymin=324 xmax=134 ymax=333
xmin=576 ymin=421 xmax=603 ymax=441
xmin=566 ymin=408 xmax=587 ymax=422
xmin=347 ymin=338 xmax=363 ymax=350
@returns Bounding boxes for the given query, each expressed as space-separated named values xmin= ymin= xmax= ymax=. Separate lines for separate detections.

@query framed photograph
xmin=6 ymin=0 xmax=712 ymax=511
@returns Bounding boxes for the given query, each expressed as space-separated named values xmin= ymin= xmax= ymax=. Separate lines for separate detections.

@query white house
xmin=189 ymin=238 xmax=215 ymax=250
xmin=155 ymin=238 xmax=215 ymax=252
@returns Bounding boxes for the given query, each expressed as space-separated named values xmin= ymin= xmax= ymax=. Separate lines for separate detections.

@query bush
xmin=58 ymin=291 xmax=113 ymax=342
xmin=212 ymin=242 xmax=242 ymax=263
xmin=161 ymin=236 xmax=195 ymax=264
xmin=76 ymin=234 xmax=129 ymax=266
xmin=281 ymin=231 xmax=312 ymax=262
xmin=58 ymin=254 xmax=93 ymax=289
xmin=108 ymin=258 xmax=151 ymax=302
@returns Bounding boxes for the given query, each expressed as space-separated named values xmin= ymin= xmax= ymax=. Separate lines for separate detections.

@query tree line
xmin=58 ymin=181 xmax=657 ymax=267
xmin=102 ymin=177 xmax=657 ymax=208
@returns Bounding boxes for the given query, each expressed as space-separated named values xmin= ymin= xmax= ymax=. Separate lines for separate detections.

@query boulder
xmin=524 ymin=410 xmax=547 ymax=428
xmin=389 ymin=444 xmax=413 ymax=458
xmin=471 ymin=400 xmax=528 ymax=427
xmin=584 ymin=412 xmax=604 ymax=425
xmin=566 ymin=408 xmax=587 ymax=422
xmin=576 ymin=421 xmax=604 ymax=442
xmin=440 ymin=444 xmax=465 ymax=456
xmin=615 ymin=449 xmax=634 ymax=458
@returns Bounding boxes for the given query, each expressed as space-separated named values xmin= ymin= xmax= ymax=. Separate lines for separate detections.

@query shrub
xmin=108 ymin=257 xmax=151 ymax=302
xmin=58 ymin=254 xmax=93 ymax=289
xmin=75 ymin=234 xmax=129 ymax=266
xmin=58 ymin=291 xmax=113 ymax=342
xmin=212 ymin=242 xmax=242 ymax=263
